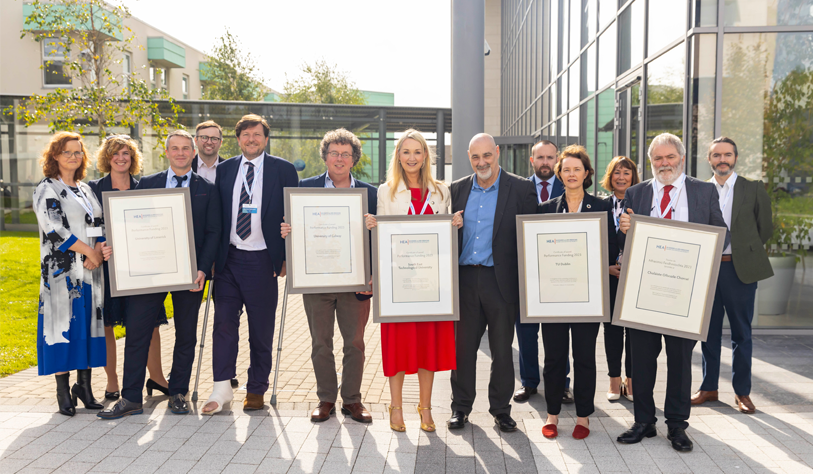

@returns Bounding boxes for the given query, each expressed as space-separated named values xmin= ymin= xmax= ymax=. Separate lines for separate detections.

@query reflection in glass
xmin=645 ymin=43 xmax=685 ymax=155
xmin=550 ymin=0 xmax=560 ymax=77
xmin=543 ymin=89 xmax=551 ymax=126
xmin=582 ymin=44 xmax=597 ymax=99
xmin=563 ymin=0 xmax=570 ymax=65
xmin=599 ymin=0 xmax=616 ymax=28
xmin=597 ymin=88 xmax=616 ymax=192
xmin=724 ymin=0 xmax=813 ymax=27
xmin=618 ymin=0 xmax=644 ymax=76
xmin=570 ymin=57 xmax=581 ymax=109
xmin=571 ymin=0 xmax=582 ymax=60
xmin=553 ymin=79 xmax=560 ymax=118
xmin=559 ymin=116 xmax=568 ymax=148
xmin=569 ymin=108 xmax=581 ymax=149
xmin=562 ymin=71 xmax=570 ymax=113
xmin=688 ymin=34 xmax=716 ymax=181
xmin=694 ymin=0 xmax=717 ymax=26
xmin=598 ymin=21 xmax=617 ymax=87
xmin=648 ymin=0 xmax=687 ymax=56
xmin=584 ymin=0 xmax=598 ymax=46
xmin=581 ymin=99 xmax=597 ymax=194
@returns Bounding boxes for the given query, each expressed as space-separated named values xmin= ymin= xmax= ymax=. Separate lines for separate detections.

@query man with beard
xmin=616 ymin=133 xmax=728 ymax=452
xmin=513 ymin=140 xmax=574 ymax=405
xmin=691 ymin=137 xmax=772 ymax=414
xmin=192 ymin=121 xmax=226 ymax=184
xmin=447 ymin=133 xmax=538 ymax=432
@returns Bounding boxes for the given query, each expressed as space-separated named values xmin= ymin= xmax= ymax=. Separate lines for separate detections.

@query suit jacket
xmin=726 ymin=176 xmax=773 ymax=284
xmin=191 ymin=155 xmax=225 ymax=173
xmin=215 ymin=152 xmax=299 ymax=275
xmin=88 ymin=173 xmax=139 ymax=207
xmin=618 ymin=176 xmax=730 ymax=251
xmin=539 ymin=193 xmax=619 ymax=266
xmin=529 ymin=175 xmax=565 ymax=201
xmin=452 ymin=170 xmax=538 ymax=304
xmin=136 ymin=171 xmax=222 ymax=278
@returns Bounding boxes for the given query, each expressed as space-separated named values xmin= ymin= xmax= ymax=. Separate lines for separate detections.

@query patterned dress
xmin=33 ymin=178 xmax=106 ymax=375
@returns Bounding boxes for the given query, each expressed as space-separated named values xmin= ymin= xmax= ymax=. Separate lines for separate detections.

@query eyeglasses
xmin=61 ymin=151 xmax=85 ymax=159
xmin=196 ymin=135 xmax=222 ymax=143
xmin=328 ymin=151 xmax=353 ymax=160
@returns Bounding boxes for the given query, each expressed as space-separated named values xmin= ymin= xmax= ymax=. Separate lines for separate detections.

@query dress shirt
xmin=196 ymin=156 xmax=219 ymax=183
xmin=325 ymin=172 xmax=356 ymax=188
xmin=531 ymin=174 xmax=556 ymax=204
xmin=229 ymin=154 xmax=267 ymax=250
xmin=650 ymin=173 xmax=688 ymax=223
xmin=165 ymin=168 xmax=192 ymax=188
xmin=712 ymin=172 xmax=737 ymax=254
xmin=460 ymin=169 xmax=501 ymax=266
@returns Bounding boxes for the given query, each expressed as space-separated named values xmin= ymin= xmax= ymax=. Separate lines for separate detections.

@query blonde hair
xmin=95 ymin=135 xmax=143 ymax=175
xmin=386 ymin=129 xmax=445 ymax=201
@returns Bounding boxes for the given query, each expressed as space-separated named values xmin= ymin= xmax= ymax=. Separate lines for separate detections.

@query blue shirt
xmin=460 ymin=169 xmax=501 ymax=266
xmin=166 ymin=168 xmax=192 ymax=188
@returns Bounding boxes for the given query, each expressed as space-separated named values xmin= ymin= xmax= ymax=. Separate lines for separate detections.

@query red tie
xmin=540 ymin=181 xmax=549 ymax=202
xmin=660 ymin=184 xmax=674 ymax=219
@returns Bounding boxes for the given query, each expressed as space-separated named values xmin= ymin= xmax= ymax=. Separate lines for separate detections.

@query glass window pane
xmin=688 ymin=34 xmax=716 ymax=181
xmin=570 ymin=58 xmax=581 ymax=108
xmin=569 ymin=108 xmax=581 ymax=145
xmin=582 ymin=43 xmax=597 ymax=99
xmin=553 ymin=79 xmax=560 ymax=118
xmin=724 ymin=0 xmax=813 ymax=26
xmin=694 ymin=0 xmax=717 ymax=26
xmin=618 ymin=0 xmax=644 ymax=76
xmin=563 ymin=0 xmax=570 ymax=64
xmin=550 ymin=0 xmax=560 ymax=77
xmin=648 ymin=0 xmax=687 ymax=56
xmin=559 ymin=116 xmax=568 ymax=148
xmin=580 ymin=99 xmax=597 ymax=193
xmin=571 ymin=0 xmax=582 ymax=59
xmin=543 ymin=89 xmax=551 ymax=126
xmin=645 ymin=43 xmax=685 ymax=153
xmin=597 ymin=88 xmax=616 ymax=192
xmin=599 ymin=0 xmax=616 ymax=28
xmin=562 ymin=70 xmax=570 ymax=111
xmin=584 ymin=0 xmax=597 ymax=46
xmin=598 ymin=21 xmax=617 ymax=88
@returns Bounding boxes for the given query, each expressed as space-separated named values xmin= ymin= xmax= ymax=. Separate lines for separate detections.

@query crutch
xmin=191 ymin=278 xmax=214 ymax=402
xmin=270 ymin=281 xmax=289 ymax=406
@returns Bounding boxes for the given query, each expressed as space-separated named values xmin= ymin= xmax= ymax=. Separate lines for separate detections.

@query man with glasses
xmin=193 ymin=121 xmax=226 ymax=184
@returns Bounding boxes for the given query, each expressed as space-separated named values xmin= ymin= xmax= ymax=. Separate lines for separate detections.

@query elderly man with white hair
xmin=615 ymin=133 xmax=729 ymax=452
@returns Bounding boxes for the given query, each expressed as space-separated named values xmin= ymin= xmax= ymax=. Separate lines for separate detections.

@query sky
xmin=127 ymin=0 xmax=452 ymax=108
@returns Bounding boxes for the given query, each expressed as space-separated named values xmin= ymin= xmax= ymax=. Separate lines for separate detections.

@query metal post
xmin=378 ymin=109 xmax=387 ymax=185
xmin=451 ymin=0 xmax=485 ymax=180
xmin=436 ymin=110 xmax=446 ymax=181
xmin=269 ymin=283 xmax=289 ymax=406
xmin=191 ymin=279 xmax=214 ymax=402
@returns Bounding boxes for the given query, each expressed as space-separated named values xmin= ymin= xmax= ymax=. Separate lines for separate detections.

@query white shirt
xmin=165 ymin=168 xmax=191 ymax=188
xmin=712 ymin=172 xmax=737 ymax=255
xmin=196 ymin=155 xmax=219 ymax=184
xmin=531 ymin=174 xmax=557 ymax=204
xmin=229 ymin=154 xmax=266 ymax=250
xmin=650 ymin=173 xmax=688 ymax=223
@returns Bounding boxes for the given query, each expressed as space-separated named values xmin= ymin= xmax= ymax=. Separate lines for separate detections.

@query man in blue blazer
xmin=514 ymin=140 xmax=569 ymax=404
xmin=99 ymin=130 xmax=222 ymax=419
xmin=201 ymin=114 xmax=299 ymax=414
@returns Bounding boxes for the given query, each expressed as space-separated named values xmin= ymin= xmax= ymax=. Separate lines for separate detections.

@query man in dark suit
xmin=447 ymin=133 xmax=538 ymax=432
xmin=98 ymin=130 xmax=222 ymax=419
xmin=192 ymin=120 xmax=226 ymax=184
xmin=616 ymin=133 xmax=729 ymax=452
xmin=280 ymin=129 xmax=378 ymax=423
xmin=201 ymin=114 xmax=299 ymax=414
xmin=691 ymin=137 xmax=772 ymax=414
xmin=514 ymin=140 xmax=571 ymax=404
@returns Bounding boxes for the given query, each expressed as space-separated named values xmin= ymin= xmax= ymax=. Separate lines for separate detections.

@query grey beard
xmin=653 ymin=166 xmax=680 ymax=186
xmin=713 ymin=163 xmax=734 ymax=176
xmin=476 ymin=168 xmax=493 ymax=181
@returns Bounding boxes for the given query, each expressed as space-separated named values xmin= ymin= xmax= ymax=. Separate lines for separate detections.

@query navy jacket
xmin=136 ymin=170 xmax=222 ymax=278
xmin=529 ymin=175 xmax=565 ymax=202
xmin=88 ymin=173 xmax=139 ymax=207
xmin=215 ymin=153 xmax=299 ymax=275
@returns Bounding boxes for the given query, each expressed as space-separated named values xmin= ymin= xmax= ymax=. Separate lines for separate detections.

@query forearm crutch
xmin=270 ymin=283 xmax=289 ymax=406
xmin=191 ymin=279 xmax=214 ymax=402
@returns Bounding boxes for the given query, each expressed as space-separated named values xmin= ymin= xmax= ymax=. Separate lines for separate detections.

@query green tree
xmin=201 ymin=29 xmax=267 ymax=102
xmin=274 ymin=60 xmax=371 ymax=179
xmin=4 ymin=0 xmax=181 ymax=149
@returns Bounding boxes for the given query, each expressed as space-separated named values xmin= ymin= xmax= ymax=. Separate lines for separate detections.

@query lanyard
xmin=409 ymin=190 xmax=432 ymax=215
xmin=241 ymin=159 xmax=263 ymax=202
xmin=59 ymin=178 xmax=94 ymax=220
xmin=652 ymin=174 xmax=685 ymax=219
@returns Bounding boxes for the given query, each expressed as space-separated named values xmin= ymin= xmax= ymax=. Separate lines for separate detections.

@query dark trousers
xmin=630 ymin=329 xmax=696 ymax=430
xmin=212 ymin=247 xmax=278 ymax=395
xmin=700 ymin=261 xmax=756 ymax=395
xmin=516 ymin=318 xmax=571 ymax=389
xmin=604 ymin=276 xmax=632 ymax=378
xmin=541 ymin=322 xmax=600 ymax=417
xmin=121 ymin=290 xmax=202 ymax=404
xmin=451 ymin=266 xmax=516 ymax=416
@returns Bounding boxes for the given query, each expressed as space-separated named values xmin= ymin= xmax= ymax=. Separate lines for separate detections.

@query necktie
xmin=540 ymin=181 xmax=549 ymax=202
xmin=660 ymin=184 xmax=674 ymax=219
xmin=174 ymin=175 xmax=188 ymax=188
xmin=236 ymin=162 xmax=254 ymax=240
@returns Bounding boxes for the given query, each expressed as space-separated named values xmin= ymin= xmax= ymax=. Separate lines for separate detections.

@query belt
xmin=721 ymin=255 xmax=732 ymax=262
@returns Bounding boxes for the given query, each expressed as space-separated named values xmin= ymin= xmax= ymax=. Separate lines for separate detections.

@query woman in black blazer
xmin=538 ymin=145 xmax=619 ymax=440
xmin=88 ymin=135 xmax=169 ymax=401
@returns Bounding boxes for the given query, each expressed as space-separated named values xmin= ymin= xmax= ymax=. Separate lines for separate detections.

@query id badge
xmin=87 ymin=227 xmax=103 ymax=238
xmin=242 ymin=203 xmax=258 ymax=214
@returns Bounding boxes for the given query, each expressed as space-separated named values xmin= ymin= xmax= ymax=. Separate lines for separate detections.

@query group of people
xmin=34 ymin=113 xmax=772 ymax=453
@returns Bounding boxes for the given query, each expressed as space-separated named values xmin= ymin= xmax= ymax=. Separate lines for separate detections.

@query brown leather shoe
xmin=311 ymin=401 xmax=336 ymax=422
xmin=690 ymin=390 xmax=718 ymax=405
xmin=243 ymin=392 xmax=264 ymax=410
xmin=735 ymin=395 xmax=756 ymax=414
xmin=341 ymin=402 xmax=372 ymax=423
xmin=512 ymin=386 xmax=538 ymax=402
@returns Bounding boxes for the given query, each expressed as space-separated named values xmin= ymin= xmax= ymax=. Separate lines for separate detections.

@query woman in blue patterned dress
xmin=33 ymin=132 xmax=112 ymax=416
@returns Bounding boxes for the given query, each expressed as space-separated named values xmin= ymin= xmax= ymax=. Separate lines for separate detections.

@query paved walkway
xmin=3 ymin=278 xmax=813 ymax=473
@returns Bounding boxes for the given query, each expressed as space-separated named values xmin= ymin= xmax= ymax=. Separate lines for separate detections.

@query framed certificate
xmin=284 ymin=188 xmax=371 ymax=294
xmin=517 ymin=213 xmax=611 ymax=323
xmin=371 ymin=214 xmax=459 ymax=323
xmin=103 ymin=188 xmax=198 ymax=297
xmin=612 ymin=214 xmax=726 ymax=341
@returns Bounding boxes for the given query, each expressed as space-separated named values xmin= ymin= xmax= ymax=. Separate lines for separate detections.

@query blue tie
xmin=174 ymin=175 xmax=188 ymax=188
xmin=236 ymin=162 xmax=254 ymax=240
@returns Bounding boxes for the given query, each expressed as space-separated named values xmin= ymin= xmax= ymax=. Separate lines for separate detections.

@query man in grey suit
xmin=615 ymin=133 xmax=729 ymax=452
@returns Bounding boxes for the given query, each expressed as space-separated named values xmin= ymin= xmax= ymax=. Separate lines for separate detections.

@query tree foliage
xmin=201 ymin=29 xmax=267 ymax=102
xmin=4 ymin=0 xmax=182 ymax=149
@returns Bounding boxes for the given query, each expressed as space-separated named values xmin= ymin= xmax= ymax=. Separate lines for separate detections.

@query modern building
xmin=486 ymin=0 xmax=813 ymax=328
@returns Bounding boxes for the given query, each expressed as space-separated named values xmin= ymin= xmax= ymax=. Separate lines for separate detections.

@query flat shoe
xmin=573 ymin=424 xmax=590 ymax=439
xmin=542 ymin=424 xmax=558 ymax=439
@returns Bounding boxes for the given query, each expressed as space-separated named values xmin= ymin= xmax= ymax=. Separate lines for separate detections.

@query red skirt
xmin=381 ymin=320 xmax=456 ymax=377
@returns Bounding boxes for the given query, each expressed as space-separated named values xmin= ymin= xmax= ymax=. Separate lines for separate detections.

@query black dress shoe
xmin=447 ymin=411 xmax=468 ymax=429
xmin=169 ymin=394 xmax=189 ymax=414
xmin=55 ymin=373 xmax=75 ymax=417
xmin=494 ymin=413 xmax=518 ymax=432
xmin=97 ymin=397 xmax=143 ymax=420
xmin=72 ymin=369 xmax=103 ymax=409
xmin=616 ymin=422 xmax=657 ymax=444
xmin=105 ymin=391 xmax=120 ymax=401
xmin=512 ymin=386 xmax=538 ymax=402
xmin=146 ymin=378 xmax=169 ymax=397
xmin=562 ymin=388 xmax=574 ymax=404
xmin=667 ymin=427 xmax=693 ymax=452
xmin=230 ymin=378 xmax=239 ymax=388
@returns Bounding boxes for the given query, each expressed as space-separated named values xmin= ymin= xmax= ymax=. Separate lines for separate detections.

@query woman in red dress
xmin=366 ymin=129 xmax=463 ymax=432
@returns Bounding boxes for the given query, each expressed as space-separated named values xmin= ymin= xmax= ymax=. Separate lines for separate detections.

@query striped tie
xmin=236 ymin=162 xmax=254 ymax=240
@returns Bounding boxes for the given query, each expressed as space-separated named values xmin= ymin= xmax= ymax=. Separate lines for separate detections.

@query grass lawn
xmin=0 ymin=230 xmax=183 ymax=378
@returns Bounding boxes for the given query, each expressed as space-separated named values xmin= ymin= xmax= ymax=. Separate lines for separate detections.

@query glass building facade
xmin=498 ymin=0 xmax=813 ymax=328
